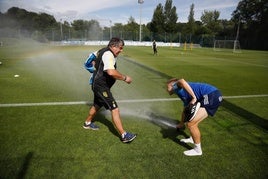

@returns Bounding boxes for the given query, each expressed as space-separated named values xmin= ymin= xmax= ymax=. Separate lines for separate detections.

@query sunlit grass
xmin=0 ymin=40 xmax=267 ymax=178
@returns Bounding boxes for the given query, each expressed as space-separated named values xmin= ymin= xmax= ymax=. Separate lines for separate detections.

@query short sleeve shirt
xmin=103 ymin=51 xmax=116 ymax=71
xmin=174 ymin=82 xmax=218 ymax=106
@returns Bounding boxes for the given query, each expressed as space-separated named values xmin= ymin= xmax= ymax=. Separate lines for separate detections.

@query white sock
xmin=121 ymin=132 xmax=126 ymax=138
xmin=183 ymin=143 xmax=202 ymax=156
xmin=194 ymin=143 xmax=202 ymax=153
xmin=85 ymin=121 xmax=91 ymax=125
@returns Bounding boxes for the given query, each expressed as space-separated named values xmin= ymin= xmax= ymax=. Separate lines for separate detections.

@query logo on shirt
xmin=103 ymin=91 xmax=108 ymax=98
xmin=203 ymin=94 xmax=209 ymax=105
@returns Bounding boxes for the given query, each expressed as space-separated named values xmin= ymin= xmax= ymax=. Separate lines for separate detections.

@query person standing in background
xmin=152 ymin=40 xmax=158 ymax=55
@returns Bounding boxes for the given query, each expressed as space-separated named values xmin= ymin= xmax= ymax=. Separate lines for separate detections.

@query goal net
xmin=213 ymin=40 xmax=241 ymax=53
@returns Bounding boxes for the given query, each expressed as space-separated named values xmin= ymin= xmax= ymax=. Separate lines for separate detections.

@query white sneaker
xmin=183 ymin=149 xmax=202 ymax=156
xmin=180 ymin=137 xmax=194 ymax=144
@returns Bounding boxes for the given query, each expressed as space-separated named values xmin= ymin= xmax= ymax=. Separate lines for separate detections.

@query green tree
xmin=71 ymin=19 xmax=101 ymax=40
xmin=201 ymin=10 xmax=221 ymax=35
xmin=87 ymin=20 xmax=101 ymax=40
xmin=184 ymin=3 xmax=196 ymax=35
xmin=34 ymin=13 xmax=57 ymax=31
xmin=112 ymin=23 xmax=124 ymax=39
xmin=6 ymin=7 xmax=36 ymax=31
xmin=232 ymin=0 xmax=268 ymax=27
xmin=4 ymin=7 xmax=57 ymax=40
xmin=149 ymin=3 xmax=165 ymax=34
xmin=124 ymin=16 xmax=139 ymax=40
xmin=217 ymin=19 xmax=235 ymax=38
xmin=71 ymin=20 xmax=84 ymax=39
xmin=232 ymin=0 xmax=268 ymax=50
xmin=163 ymin=0 xmax=178 ymax=33
xmin=149 ymin=0 xmax=178 ymax=41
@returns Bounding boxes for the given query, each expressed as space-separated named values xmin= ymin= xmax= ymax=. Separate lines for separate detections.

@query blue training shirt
xmin=174 ymin=82 xmax=218 ymax=106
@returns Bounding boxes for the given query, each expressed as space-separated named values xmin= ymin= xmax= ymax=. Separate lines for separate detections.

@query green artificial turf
xmin=0 ymin=39 xmax=267 ymax=178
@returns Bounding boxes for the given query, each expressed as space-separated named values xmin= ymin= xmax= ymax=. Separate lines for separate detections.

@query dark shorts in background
xmin=200 ymin=90 xmax=223 ymax=116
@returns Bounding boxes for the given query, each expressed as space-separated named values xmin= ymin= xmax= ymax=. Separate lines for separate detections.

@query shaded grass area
xmin=222 ymin=99 xmax=268 ymax=130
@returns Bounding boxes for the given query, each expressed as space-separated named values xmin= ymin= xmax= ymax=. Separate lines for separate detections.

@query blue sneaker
xmin=83 ymin=122 xmax=99 ymax=130
xmin=121 ymin=132 xmax=137 ymax=143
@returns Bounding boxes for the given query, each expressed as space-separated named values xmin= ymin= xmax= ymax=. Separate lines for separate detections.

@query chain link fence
xmin=1 ymin=27 xmax=221 ymax=47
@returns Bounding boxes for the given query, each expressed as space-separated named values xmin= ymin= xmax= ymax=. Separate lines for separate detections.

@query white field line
xmin=0 ymin=94 xmax=267 ymax=108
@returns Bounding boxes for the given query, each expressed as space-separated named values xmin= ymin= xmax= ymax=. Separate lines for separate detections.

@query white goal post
xmin=213 ymin=40 xmax=241 ymax=53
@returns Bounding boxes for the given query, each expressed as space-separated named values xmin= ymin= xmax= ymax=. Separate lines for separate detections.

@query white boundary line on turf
xmin=0 ymin=94 xmax=267 ymax=108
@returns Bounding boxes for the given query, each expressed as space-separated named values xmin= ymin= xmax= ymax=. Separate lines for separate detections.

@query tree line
xmin=0 ymin=0 xmax=267 ymax=50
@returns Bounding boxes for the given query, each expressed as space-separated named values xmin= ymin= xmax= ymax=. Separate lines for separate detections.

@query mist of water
xmin=99 ymin=104 xmax=177 ymax=129
xmin=7 ymin=38 xmax=179 ymax=129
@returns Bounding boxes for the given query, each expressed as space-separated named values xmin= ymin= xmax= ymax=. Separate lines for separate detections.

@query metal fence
xmin=0 ymin=27 xmax=223 ymax=47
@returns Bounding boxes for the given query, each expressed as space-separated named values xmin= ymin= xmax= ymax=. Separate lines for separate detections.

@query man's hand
xmin=124 ymin=75 xmax=132 ymax=84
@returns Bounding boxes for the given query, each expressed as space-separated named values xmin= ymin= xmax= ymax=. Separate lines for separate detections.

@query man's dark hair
xmin=108 ymin=37 xmax=124 ymax=47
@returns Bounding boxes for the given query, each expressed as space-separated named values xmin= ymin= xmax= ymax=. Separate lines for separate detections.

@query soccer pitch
xmin=0 ymin=39 xmax=268 ymax=178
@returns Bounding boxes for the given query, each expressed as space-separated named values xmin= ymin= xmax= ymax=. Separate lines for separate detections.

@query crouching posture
xmin=167 ymin=78 xmax=222 ymax=156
